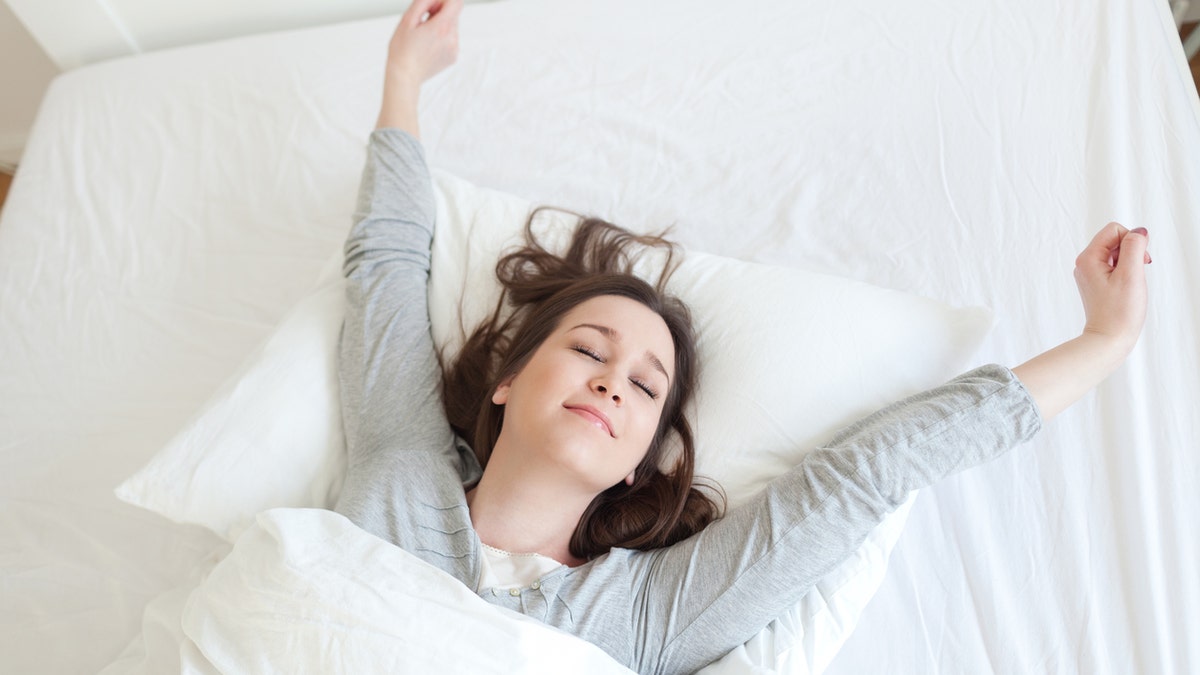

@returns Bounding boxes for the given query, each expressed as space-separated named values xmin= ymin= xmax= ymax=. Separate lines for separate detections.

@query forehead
xmin=560 ymin=296 xmax=675 ymax=366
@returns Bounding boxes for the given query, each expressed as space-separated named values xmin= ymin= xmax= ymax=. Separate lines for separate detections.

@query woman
xmin=335 ymin=2 xmax=1151 ymax=673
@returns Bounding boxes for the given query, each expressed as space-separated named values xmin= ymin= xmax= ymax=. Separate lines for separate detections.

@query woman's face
xmin=492 ymin=295 xmax=676 ymax=494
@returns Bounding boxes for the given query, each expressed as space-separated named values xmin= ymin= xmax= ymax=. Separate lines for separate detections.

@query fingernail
xmin=1146 ymin=253 xmax=1153 ymax=264
xmin=1132 ymin=227 xmax=1148 ymax=236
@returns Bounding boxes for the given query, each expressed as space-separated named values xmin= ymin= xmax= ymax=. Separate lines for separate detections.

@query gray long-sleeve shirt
xmin=334 ymin=128 xmax=1043 ymax=675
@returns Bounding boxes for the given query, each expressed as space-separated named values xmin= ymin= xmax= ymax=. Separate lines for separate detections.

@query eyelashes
xmin=571 ymin=344 xmax=604 ymax=361
xmin=571 ymin=344 xmax=659 ymax=400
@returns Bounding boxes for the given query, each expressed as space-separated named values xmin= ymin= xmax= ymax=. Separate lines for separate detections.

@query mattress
xmin=1 ymin=0 xmax=1197 ymax=672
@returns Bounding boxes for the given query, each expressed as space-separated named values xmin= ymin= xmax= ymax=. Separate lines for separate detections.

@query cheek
xmin=633 ymin=406 xmax=665 ymax=448
xmin=649 ymin=398 xmax=674 ymax=443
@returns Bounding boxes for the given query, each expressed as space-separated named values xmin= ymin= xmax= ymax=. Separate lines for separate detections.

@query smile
xmin=565 ymin=405 xmax=614 ymax=437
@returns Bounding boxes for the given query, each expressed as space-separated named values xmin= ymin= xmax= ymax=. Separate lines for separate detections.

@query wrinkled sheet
xmin=1 ymin=0 xmax=1198 ymax=673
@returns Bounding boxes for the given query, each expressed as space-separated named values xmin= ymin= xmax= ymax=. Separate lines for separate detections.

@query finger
xmin=427 ymin=0 xmax=463 ymax=23
xmin=1109 ymin=229 xmax=1154 ymax=267
xmin=403 ymin=0 xmax=441 ymax=26
xmin=1087 ymin=221 xmax=1127 ymax=255
xmin=1113 ymin=227 xmax=1150 ymax=281
xmin=1081 ymin=221 xmax=1128 ymax=272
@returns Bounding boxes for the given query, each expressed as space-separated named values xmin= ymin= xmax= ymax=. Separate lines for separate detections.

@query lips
xmin=564 ymin=404 xmax=614 ymax=437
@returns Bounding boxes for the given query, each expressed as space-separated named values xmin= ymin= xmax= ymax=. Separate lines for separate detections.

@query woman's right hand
xmin=376 ymin=0 xmax=462 ymax=136
xmin=385 ymin=0 xmax=463 ymax=89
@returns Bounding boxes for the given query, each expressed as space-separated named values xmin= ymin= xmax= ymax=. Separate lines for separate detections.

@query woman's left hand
xmin=1012 ymin=221 xmax=1152 ymax=422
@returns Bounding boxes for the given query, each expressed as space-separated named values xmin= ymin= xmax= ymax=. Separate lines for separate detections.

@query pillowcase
xmin=114 ymin=266 xmax=348 ymax=532
xmin=116 ymin=167 xmax=991 ymax=670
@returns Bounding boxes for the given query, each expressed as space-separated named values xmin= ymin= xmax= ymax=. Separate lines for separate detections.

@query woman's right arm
xmin=375 ymin=0 xmax=462 ymax=137
xmin=334 ymin=3 xmax=477 ymax=545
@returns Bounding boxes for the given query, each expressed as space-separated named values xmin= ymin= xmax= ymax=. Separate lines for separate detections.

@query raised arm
xmin=335 ymin=2 xmax=479 ymax=550
xmin=375 ymin=0 xmax=462 ymax=137
xmin=1012 ymin=223 xmax=1151 ymax=420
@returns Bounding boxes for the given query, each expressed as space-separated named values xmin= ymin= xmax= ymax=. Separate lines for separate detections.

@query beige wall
xmin=0 ymin=2 xmax=59 ymax=169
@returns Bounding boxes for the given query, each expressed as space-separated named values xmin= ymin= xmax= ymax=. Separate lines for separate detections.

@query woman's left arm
xmin=624 ymin=364 xmax=1042 ymax=675
xmin=1012 ymin=223 xmax=1150 ymax=420
xmin=626 ymin=223 xmax=1151 ymax=674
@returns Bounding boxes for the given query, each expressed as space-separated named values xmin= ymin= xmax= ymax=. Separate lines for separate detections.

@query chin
xmin=538 ymin=439 xmax=623 ymax=493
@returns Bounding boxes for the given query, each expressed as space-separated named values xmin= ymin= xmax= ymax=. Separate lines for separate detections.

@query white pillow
xmin=117 ymin=168 xmax=991 ymax=671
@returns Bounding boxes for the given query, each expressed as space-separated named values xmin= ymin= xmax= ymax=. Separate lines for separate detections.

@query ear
xmin=624 ymin=470 xmax=635 ymax=486
xmin=491 ymin=378 xmax=513 ymax=405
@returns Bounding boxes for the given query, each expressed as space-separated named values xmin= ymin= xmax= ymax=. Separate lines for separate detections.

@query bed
xmin=2 ymin=0 xmax=1197 ymax=672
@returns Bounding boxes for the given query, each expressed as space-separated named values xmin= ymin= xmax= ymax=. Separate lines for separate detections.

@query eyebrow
xmin=569 ymin=323 xmax=671 ymax=385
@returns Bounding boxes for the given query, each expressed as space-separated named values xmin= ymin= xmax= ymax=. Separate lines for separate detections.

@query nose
xmin=593 ymin=380 xmax=621 ymax=405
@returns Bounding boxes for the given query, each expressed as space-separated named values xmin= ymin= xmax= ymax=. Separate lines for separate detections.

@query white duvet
xmin=104 ymin=507 xmax=907 ymax=675
xmin=145 ymin=510 xmax=634 ymax=674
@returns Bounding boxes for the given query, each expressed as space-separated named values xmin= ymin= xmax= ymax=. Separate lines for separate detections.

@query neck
xmin=466 ymin=443 xmax=595 ymax=567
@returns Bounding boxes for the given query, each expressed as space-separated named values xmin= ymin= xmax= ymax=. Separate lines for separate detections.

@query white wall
xmin=4 ymin=0 xmax=417 ymax=71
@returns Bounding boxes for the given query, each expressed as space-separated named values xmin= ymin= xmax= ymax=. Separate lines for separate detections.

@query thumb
xmin=403 ymin=0 xmax=444 ymax=27
xmin=1114 ymin=227 xmax=1150 ymax=279
xmin=424 ymin=0 xmax=463 ymax=25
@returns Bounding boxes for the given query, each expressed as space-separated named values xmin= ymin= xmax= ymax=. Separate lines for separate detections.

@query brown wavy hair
xmin=439 ymin=206 xmax=724 ymax=560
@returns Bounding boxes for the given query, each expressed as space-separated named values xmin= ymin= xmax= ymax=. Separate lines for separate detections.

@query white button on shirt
xmin=478 ymin=543 xmax=564 ymax=594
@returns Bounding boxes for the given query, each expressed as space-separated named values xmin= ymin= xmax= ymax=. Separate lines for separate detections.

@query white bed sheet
xmin=2 ymin=0 xmax=1198 ymax=672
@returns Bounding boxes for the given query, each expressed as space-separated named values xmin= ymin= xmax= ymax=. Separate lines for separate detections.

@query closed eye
xmin=573 ymin=344 xmax=659 ymax=400
xmin=572 ymin=344 xmax=604 ymax=361
xmin=632 ymin=378 xmax=659 ymax=400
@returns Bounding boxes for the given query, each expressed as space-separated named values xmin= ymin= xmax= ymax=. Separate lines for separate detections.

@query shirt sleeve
xmin=632 ymin=364 xmax=1043 ymax=675
xmin=333 ymin=128 xmax=482 ymax=553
